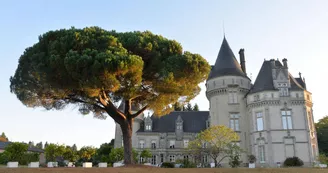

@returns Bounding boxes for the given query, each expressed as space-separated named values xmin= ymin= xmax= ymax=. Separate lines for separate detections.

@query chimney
xmin=238 ymin=49 xmax=246 ymax=73
xmin=282 ymin=58 xmax=288 ymax=68
xmin=270 ymin=59 xmax=276 ymax=68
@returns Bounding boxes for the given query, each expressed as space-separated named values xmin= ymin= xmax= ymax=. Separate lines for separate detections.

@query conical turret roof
xmin=207 ymin=37 xmax=246 ymax=80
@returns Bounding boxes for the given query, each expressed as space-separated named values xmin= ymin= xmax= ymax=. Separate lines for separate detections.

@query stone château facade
xmin=114 ymin=37 xmax=318 ymax=167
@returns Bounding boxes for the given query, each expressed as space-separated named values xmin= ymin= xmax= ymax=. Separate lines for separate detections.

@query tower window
xmin=259 ymin=145 xmax=265 ymax=163
xmin=256 ymin=112 xmax=264 ymax=131
xmin=230 ymin=114 xmax=240 ymax=131
xmin=281 ymin=110 xmax=292 ymax=129
xmin=228 ymin=91 xmax=238 ymax=104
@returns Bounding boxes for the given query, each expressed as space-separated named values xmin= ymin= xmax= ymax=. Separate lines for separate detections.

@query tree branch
xmin=131 ymin=105 xmax=149 ymax=118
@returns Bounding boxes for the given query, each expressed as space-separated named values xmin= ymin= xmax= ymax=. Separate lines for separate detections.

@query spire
xmin=207 ymin=37 xmax=247 ymax=80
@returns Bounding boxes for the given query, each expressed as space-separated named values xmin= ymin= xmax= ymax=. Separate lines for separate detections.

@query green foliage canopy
xmin=140 ymin=149 xmax=152 ymax=163
xmin=44 ymin=143 xmax=65 ymax=162
xmin=78 ymin=146 xmax=96 ymax=162
xmin=316 ymin=116 xmax=328 ymax=155
xmin=188 ymin=125 xmax=240 ymax=167
xmin=4 ymin=142 xmax=28 ymax=161
xmin=10 ymin=26 xmax=210 ymax=119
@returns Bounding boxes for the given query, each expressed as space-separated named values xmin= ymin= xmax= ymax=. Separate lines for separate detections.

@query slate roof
xmin=249 ymin=60 xmax=305 ymax=94
xmin=137 ymin=111 xmax=209 ymax=133
xmin=208 ymin=37 xmax=247 ymax=80
xmin=0 ymin=142 xmax=44 ymax=153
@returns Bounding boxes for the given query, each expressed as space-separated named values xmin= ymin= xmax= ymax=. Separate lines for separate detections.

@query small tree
xmin=79 ymin=146 xmax=96 ymax=162
xmin=109 ymin=147 xmax=138 ymax=163
xmin=63 ymin=146 xmax=78 ymax=162
xmin=44 ymin=144 xmax=65 ymax=162
xmin=35 ymin=142 xmax=43 ymax=149
xmin=72 ymin=144 xmax=77 ymax=152
xmin=193 ymin=104 xmax=199 ymax=111
xmin=188 ymin=125 xmax=240 ymax=167
xmin=4 ymin=142 xmax=28 ymax=161
xmin=10 ymin=27 xmax=210 ymax=164
xmin=140 ymin=149 xmax=152 ymax=163
xmin=186 ymin=103 xmax=193 ymax=111
xmin=109 ymin=148 xmax=124 ymax=163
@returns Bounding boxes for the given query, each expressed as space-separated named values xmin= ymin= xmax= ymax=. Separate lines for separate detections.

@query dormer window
xmin=175 ymin=115 xmax=183 ymax=132
xmin=145 ymin=125 xmax=152 ymax=131
xmin=144 ymin=116 xmax=152 ymax=131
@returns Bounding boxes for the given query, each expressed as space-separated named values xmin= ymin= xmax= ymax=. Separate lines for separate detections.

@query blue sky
xmin=0 ymin=0 xmax=327 ymax=148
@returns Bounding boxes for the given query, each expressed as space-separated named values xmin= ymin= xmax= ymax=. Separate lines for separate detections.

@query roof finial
xmin=223 ymin=20 xmax=225 ymax=38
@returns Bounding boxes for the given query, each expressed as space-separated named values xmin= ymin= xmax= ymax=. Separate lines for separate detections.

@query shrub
xmin=318 ymin=154 xmax=328 ymax=164
xmin=20 ymin=153 xmax=39 ymax=165
xmin=229 ymin=155 xmax=242 ymax=168
xmin=161 ymin=162 xmax=174 ymax=168
xmin=248 ymin=154 xmax=256 ymax=163
xmin=283 ymin=156 xmax=304 ymax=167
xmin=176 ymin=159 xmax=197 ymax=168
xmin=0 ymin=153 xmax=9 ymax=165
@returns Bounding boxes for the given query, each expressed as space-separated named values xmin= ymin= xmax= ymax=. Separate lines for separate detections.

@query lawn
xmin=0 ymin=168 xmax=327 ymax=173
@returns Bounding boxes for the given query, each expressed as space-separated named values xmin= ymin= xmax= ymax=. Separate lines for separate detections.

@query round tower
xmin=205 ymin=37 xmax=251 ymax=164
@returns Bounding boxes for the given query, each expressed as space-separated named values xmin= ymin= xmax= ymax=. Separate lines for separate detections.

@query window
xmin=145 ymin=125 xmax=152 ymax=131
xmin=241 ymin=79 xmax=243 ymax=85
xmin=202 ymin=155 xmax=208 ymax=163
xmin=223 ymin=79 xmax=225 ymax=85
xmin=296 ymin=93 xmax=299 ymax=98
xmin=139 ymin=140 xmax=145 ymax=148
xmin=151 ymin=140 xmax=156 ymax=149
xmin=184 ymin=139 xmax=189 ymax=148
xmin=213 ymin=81 xmax=216 ymax=87
xmin=230 ymin=114 xmax=240 ymax=131
xmin=229 ymin=91 xmax=238 ymax=103
xmin=256 ymin=112 xmax=264 ymax=131
xmin=232 ymin=78 xmax=235 ymax=84
xmin=271 ymin=93 xmax=274 ymax=98
xmin=254 ymin=95 xmax=260 ymax=101
xmin=307 ymin=95 xmax=310 ymax=100
xmin=259 ymin=145 xmax=265 ymax=163
xmin=169 ymin=140 xmax=175 ymax=148
xmin=160 ymin=154 xmax=164 ymax=162
xmin=151 ymin=155 xmax=156 ymax=165
xmin=176 ymin=124 xmax=183 ymax=130
xmin=281 ymin=110 xmax=292 ymax=129
xmin=279 ymin=88 xmax=289 ymax=96
xmin=169 ymin=155 xmax=175 ymax=162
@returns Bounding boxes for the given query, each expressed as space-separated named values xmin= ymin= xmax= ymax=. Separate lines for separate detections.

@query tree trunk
xmin=214 ymin=158 xmax=218 ymax=168
xmin=121 ymin=117 xmax=134 ymax=165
